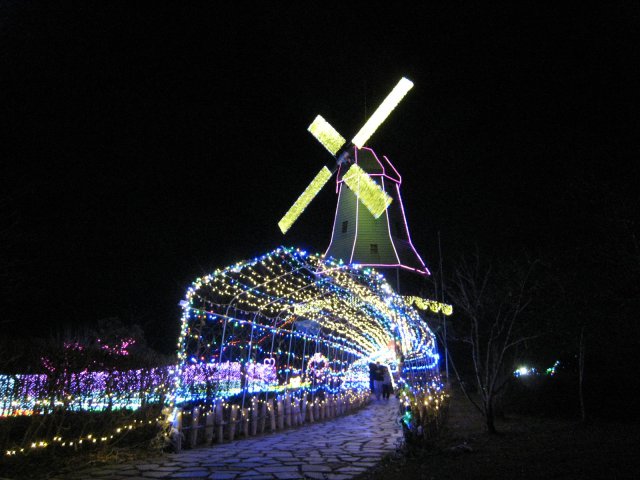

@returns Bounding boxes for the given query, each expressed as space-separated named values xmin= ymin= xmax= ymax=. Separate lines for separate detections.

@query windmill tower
xmin=326 ymin=146 xmax=429 ymax=275
xmin=278 ymin=77 xmax=430 ymax=280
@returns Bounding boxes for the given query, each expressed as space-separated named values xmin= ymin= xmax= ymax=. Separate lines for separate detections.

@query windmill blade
xmin=342 ymin=163 xmax=393 ymax=218
xmin=308 ymin=115 xmax=346 ymax=155
xmin=351 ymin=77 xmax=414 ymax=148
xmin=278 ymin=166 xmax=334 ymax=234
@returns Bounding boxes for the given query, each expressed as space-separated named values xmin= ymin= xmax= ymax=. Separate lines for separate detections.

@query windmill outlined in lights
xmin=278 ymin=77 xmax=429 ymax=279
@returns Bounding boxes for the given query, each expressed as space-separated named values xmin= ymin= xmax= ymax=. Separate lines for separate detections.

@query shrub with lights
xmin=397 ymin=380 xmax=449 ymax=445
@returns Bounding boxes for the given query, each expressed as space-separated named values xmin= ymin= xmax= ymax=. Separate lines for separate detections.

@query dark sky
xmin=1 ymin=2 xmax=637 ymax=353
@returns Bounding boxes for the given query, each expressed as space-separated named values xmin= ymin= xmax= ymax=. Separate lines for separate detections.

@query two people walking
xmin=369 ymin=362 xmax=393 ymax=400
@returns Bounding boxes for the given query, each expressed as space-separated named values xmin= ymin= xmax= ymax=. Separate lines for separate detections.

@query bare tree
xmin=445 ymin=251 xmax=540 ymax=433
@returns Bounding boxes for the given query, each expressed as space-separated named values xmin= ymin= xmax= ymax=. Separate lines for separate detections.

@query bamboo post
xmin=215 ymin=400 xmax=224 ymax=443
xmin=300 ymin=396 xmax=306 ymax=424
xmin=294 ymin=397 xmax=301 ymax=425
xmin=189 ymin=407 xmax=200 ymax=447
xmin=293 ymin=395 xmax=299 ymax=426
xmin=174 ymin=411 xmax=182 ymax=452
xmin=228 ymin=404 xmax=238 ymax=441
xmin=284 ymin=392 xmax=292 ymax=428
xmin=204 ymin=409 xmax=214 ymax=444
xmin=277 ymin=396 xmax=284 ymax=430
xmin=259 ymin=400 xmax=267 ymax=434
xmin=251 ymin=397 xmax=258 ymax=436
xmin=307 ymin=397 xmax=314 ymax=423
xmin=268 ymin=399 xmax=276 ymax=432
xmin=289 ymin=397 xmax=296 ymax=427
xmin=242 ymin=407 xmax=250 ymax=437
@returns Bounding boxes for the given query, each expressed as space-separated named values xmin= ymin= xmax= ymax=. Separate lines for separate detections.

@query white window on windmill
xmin=370 ymin=244 xmax=378 ymax=254
xmin=342 ymin=221 xmax=348 ymax=234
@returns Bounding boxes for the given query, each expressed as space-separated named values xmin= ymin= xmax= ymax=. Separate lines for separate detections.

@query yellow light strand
xmin=278 ymin=167 xmax=333 ymax=234
xmin=342 ymin=163 xmax=392 ymax=218
xmin=308 ymin=115 xmax=346 ymax=155
xmin=351 ymin=77 xmax=414 ymax=148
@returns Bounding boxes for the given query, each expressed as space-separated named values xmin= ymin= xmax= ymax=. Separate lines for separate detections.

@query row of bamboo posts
xmin=174 ymin=390 xmax=368 ymax=450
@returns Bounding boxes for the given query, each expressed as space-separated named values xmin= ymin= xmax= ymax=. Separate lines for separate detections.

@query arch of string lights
xmin=0 ymin=247 xmax=441 ymax=455
xmin=171 ymin=246 xmax=440 ymax=404
xmin=0 ymin=247 xmax=440 ymax=421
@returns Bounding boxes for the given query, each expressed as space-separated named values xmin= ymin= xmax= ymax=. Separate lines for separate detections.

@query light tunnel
xmin=174 ymin=247 xmax=440 ymax=404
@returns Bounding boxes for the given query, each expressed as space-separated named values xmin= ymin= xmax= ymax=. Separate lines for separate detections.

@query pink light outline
xmin=382 ymin=175 xmax=401 ymax=264
xmin=382 ymin=153 xmax=402 ymax=184
xmin=350 ymin=262 xmax=427 ymax=274
xmin=337 ymin=147 xmax=400 ymax=187
xmin=324 ymin=181 xmax=344 ymax=258
xmin=328 ymin=146 xmax=430 ymax=276
xmin=394 ymin=182 xmax=430 ymax=275
xmin=349 ymin=165 xmax=361 ymax=264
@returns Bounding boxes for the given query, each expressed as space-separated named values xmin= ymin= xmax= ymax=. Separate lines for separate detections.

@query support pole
xmin=251 ymin=396 xmax=258 ymax=436
xmin=276 ymin=396 xmax=285 ymax=430
xmin=204 ymin=408 xmax=214 ymax=445
xmin=174 ymin=411 xmax=182 ymax=452
xmin=241 ymin=318 xmax=256 ymax=411
xmin=189 ymin=406 xmax=200 ymax=447
xmin=438 ymin=231 xmax=449 ymax=383
xmin=268 ymin=398 xmax=276 ymax=432
xmin=259 ymin=399 xmax=267 ymax=434
xmin=228 ymin=404 xmax=238 ymax=441
xmin=215 ymin=400 xmax=224 ymax=443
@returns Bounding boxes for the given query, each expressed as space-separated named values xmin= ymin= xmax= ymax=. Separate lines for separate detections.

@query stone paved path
xmin=54 ymin=397 xmax=402 ymax=480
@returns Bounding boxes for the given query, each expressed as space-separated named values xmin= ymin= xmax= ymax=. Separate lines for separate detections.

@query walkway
xmin=55 ymin=397 xmax=402 ymax=480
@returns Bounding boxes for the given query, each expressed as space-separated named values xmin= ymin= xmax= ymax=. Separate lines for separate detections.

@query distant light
xmin=546 ymin=360 xmax=560 ymax=376
xmin=351 ymin=77 xmax=414 ymax=148
xmin=514 ymin=366 xmax=537 ymax=377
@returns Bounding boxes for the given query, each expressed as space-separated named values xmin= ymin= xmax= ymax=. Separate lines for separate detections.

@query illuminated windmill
xmin=278 ymin=77 xmax=429 ymax=276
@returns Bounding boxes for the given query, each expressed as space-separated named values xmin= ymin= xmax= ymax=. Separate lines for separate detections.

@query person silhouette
xmin=382 ymin=365 xmax=392 ymax=399
xmin=368 ymin=362 xmax=376 ymax=394
xmin=373 ymin=362 xmax=384 ymax=400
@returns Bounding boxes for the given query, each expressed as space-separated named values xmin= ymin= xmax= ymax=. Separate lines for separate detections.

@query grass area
xmin=0 ymin=441 xmax=162 ymax=480
xmin=0 ymin=422 xmax=161 ymax=480
xmin=360 ymin=386 xmax=640 ymax=480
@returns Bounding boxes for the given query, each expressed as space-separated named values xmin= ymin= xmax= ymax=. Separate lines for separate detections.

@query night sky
xmin=1 ymin=3 xmax=637 ymax=354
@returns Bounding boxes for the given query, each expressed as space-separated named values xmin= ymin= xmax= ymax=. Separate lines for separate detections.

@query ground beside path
xmin=52 ymin=396 xmax=402 ymax=480
xmin=359 ymin=385 xmax=640 ymax=480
